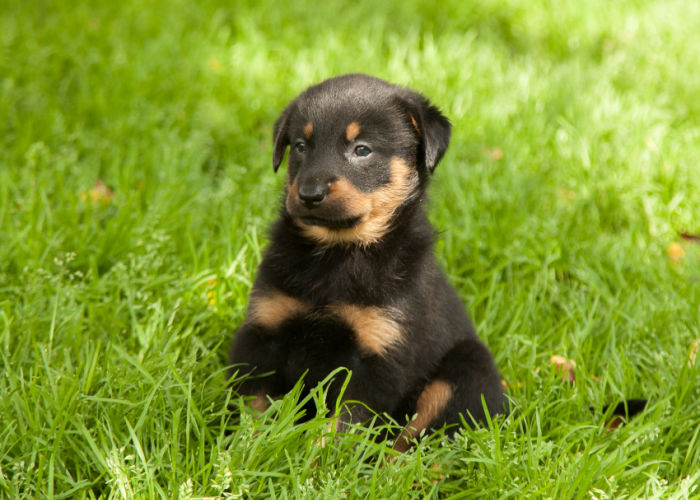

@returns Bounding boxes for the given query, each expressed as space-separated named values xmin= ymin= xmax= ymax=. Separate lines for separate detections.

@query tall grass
xmin=1 ymin=0 xmax=698 ymax=497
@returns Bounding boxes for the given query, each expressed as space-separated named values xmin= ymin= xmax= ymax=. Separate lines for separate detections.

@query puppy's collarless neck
xmin=258 ymin=205 xmax=435 ymax=304
xmin=279 ymin=201 xmax=432 ymax=254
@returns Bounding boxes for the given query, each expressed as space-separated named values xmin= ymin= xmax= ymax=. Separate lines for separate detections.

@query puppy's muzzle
xmin=298 ymin=176 xmax=334 ymax=209
xmin=298 ymin=182 xmax=330 ymax=209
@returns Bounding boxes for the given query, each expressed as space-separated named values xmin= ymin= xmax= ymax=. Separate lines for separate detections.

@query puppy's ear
xmin=403 ymin=94 xmax=451 ymax=173
xmin=272 ymin=105 xmax=292 ymax=172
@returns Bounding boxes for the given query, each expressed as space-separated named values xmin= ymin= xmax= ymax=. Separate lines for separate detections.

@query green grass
xmin=2 ymin=0 xmax=699 ymax=497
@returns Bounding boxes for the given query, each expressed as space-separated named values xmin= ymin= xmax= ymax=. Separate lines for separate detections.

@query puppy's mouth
xmin=298 ymin=215 xmax=362 ymax=230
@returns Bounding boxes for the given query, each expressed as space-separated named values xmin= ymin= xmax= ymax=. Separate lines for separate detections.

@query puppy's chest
xmin=265 ymin=242 xmax=407 ymax=305
xmin=279 ymin=313 xmax=360 ymax=384
xmin=247 ymin=290 xmax=404 ymax=378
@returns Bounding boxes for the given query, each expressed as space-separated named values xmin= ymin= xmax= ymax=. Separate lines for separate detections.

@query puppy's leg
xmin=228 ymin=323 xmax=286 ymax=413
xmin=327 ymin=361 xmax=406 ymax=434
xmin=394 ymin=338 xmax=507 ymax=451
xmin=393 ymin=379 xmax=454 ymax=452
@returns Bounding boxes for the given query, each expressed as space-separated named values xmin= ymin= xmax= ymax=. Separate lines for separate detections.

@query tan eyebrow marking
xmin=345 ymin=122 xmax=361 ymax=141
xmin=304 ymin=122 xmax=313 ymax=139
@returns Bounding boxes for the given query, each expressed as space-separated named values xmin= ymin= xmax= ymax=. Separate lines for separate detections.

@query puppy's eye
xmin=354 ymin=145 xmax=372 ymax=157
xmin=294 ymin=141 xmax=307 ymax=153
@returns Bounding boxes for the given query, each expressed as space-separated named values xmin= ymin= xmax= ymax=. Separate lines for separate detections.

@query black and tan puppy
xmin=229 ymin=74 xmax=507 ymax=449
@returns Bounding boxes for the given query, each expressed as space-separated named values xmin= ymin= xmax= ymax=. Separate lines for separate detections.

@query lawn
xmin=1 ymin=0 xmax=699 ymax=497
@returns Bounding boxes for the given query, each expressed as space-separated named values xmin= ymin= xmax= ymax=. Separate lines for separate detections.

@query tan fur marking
xmin=345 ymin=121 xmax=361 ymax=141
xmin=249 ymin=394 xmax=270 ymax=413
xmin=326 ymin=178 xmax=372 ymax=214
xmin=326 ymin=304 xmax=404 ymax=356
xmin=393 ymin=380 xmax=453 ymax=452
xmin=319 ymin=417 xmax=342 ymax=448
xmin=304 ymin=121 xmax=313 ymax=139
xmin=248 ymin=289 xmax=308 ymax=330
xmin=285 ymin=177 xmax=299 ymax=213
xmin=409 ymin=113 xmax=420 ymax=134
xmin=297 ymin=157 xmax=419 ymax=247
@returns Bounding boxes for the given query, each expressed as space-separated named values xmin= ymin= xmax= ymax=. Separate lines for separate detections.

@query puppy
xmin=229 ymin=74 xmax=507 ymax=449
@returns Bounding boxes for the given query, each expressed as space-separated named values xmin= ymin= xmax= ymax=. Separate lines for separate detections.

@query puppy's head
xmin=272 ymin=74 xmax=451 ymax=247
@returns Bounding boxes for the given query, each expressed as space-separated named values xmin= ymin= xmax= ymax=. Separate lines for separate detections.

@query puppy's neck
xmin=279 ymin=196 xmax=433 ymax=255
xmin=257 ymin=201 xmax=435 ymax=304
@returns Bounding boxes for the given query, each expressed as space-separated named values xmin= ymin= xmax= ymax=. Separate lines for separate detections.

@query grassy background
xmin=2 ymin=0 xmax=699 ymax=497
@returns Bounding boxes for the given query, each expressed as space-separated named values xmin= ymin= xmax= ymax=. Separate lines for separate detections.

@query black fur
xmin=229 ymin=74 xmax=507 ymax=441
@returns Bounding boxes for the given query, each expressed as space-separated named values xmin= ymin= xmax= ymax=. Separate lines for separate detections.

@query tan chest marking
xmin=393 ymin=379 xmax=453 ymax=452
xmin=247 ymin=289 xmax=309 ymax=330
xmin=248 ymin=290 xmax=403 ymax=356
xmin=326 ymin=303 xmax=404 ymax=356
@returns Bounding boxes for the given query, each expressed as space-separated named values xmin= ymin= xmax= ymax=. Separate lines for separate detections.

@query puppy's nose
xmin=298 ymin=182 xmax=330 ymax=209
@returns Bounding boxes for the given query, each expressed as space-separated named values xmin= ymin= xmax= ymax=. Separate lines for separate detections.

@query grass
xmin=1 ymin=0 xmax=699 ymax=497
